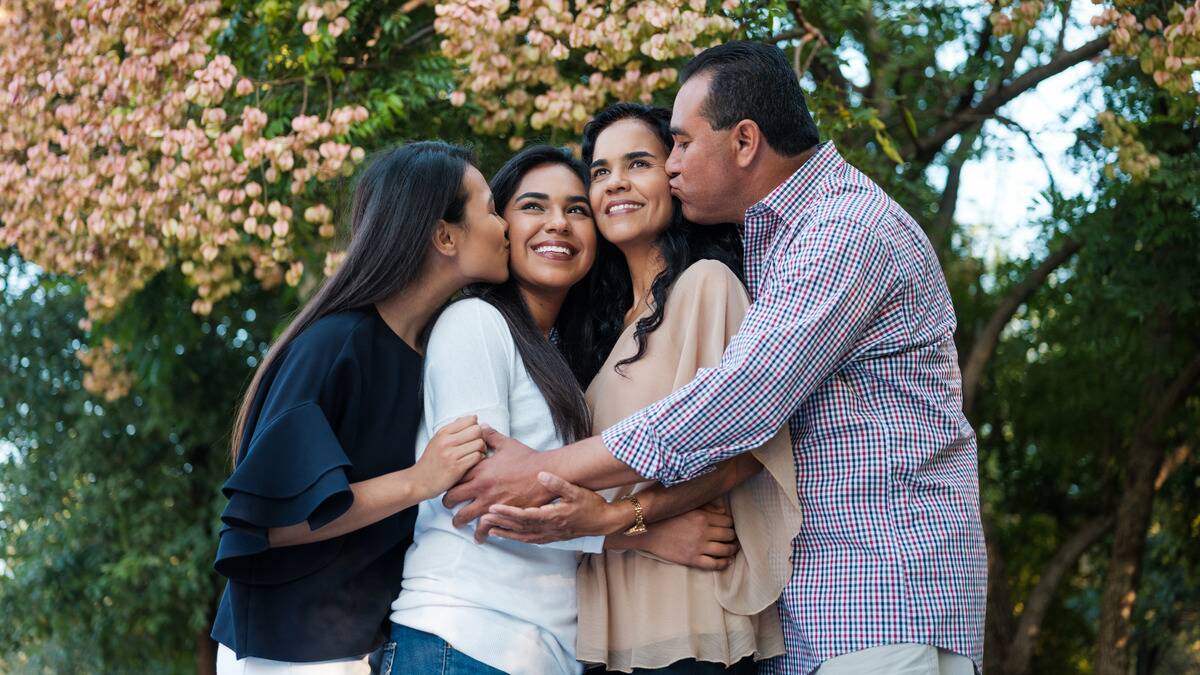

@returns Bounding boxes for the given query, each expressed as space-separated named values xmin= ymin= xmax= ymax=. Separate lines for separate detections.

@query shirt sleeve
xmin=602 ymin=220 xmax=900 ymax=485
xmin=215 ymin=331 xmax=358 ymax=585
xmin=421 ymin=299 xmax=515 ymax=439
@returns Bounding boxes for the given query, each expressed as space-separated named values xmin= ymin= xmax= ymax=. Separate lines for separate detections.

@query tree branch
xmin=961 ymin=237 xmax=1083 ymax=418
xmin=912 ymin=35 xmax=1109 ymax=162
xmin=929 ymin=127 xmax=979 ymax=252
xmin=1141 ymin=352 xmax=1200 ymax=439
xmin=1004 ymin=514 xmax=1113 ymax=675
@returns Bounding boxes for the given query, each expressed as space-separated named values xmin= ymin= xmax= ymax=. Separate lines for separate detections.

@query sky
xmin=835 ymin=0 xmax=1106 ymax=264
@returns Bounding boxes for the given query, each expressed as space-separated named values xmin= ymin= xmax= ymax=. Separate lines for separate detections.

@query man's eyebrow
xmin=513 ymin=191 xmax=549 ymax=201
xmin=669 ymin=126 xmax=687 ymax=137
xmin=588 ymin=158 xmax=609 ymax=169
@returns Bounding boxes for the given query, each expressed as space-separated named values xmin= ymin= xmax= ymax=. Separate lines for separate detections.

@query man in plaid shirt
xmin=447 ymin=41 xmax=986 ymax=674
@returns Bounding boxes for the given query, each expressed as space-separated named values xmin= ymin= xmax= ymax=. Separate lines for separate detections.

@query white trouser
xmin=816 ymin=643 xmax=976 ymax=675
xmin=217 ymin=644 xmax=370 ymax=675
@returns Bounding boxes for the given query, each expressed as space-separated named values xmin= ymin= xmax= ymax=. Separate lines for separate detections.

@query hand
xmin=411 ymin=416 xmax=486 ymax=501
xmin=623 ymin=507 xmax=738 ymax=571
xmin=476 ymin=472 xmax=629 ymax=544
xmin=442 ymin=426 xmax=554 ymax=528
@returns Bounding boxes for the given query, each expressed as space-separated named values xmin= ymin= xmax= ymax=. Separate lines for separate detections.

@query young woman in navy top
xmin=211 ymin=141 xmax=510 ymax=674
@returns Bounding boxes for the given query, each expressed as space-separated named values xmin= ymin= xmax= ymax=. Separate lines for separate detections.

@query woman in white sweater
xmin=387 ymin=146 xmax=737 ymax=675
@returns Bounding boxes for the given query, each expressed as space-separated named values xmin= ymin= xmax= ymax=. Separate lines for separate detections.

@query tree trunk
xmin=960 ymin=237 xmax=1082 ymax=419
xmin=1004 ymin=515 xmax=1112 ymax=675
xmin=1095 ymin=436 xmax=1163 ymax=675
xmin=1096 ymin=352 xmax=1200 ymax=674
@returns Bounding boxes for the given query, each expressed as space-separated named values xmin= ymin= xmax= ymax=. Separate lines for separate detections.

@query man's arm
xmin=446 ymin=221 xmax=897 ymax=523
xmin=472 ymin=452 xmax=761 ymax=539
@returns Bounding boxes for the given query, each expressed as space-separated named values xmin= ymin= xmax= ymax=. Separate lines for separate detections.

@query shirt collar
xmin=744 ymin=141 xmax=842 ymax=224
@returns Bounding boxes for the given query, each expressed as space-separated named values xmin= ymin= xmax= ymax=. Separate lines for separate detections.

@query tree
xmin=2 ymin=1 xmax=1199 ymax=673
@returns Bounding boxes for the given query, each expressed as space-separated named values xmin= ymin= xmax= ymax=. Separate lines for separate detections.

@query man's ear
xmin=731 ymin=119 xmax=762 ymax=169
xmin=431 ymin=219 xmax=457 ymax=257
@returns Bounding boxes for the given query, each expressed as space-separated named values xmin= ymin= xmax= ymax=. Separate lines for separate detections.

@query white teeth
xmin=607 ymin=203 xmax=643 ymax=215
xmin=534 ymin=245 xmax=573 ymax=256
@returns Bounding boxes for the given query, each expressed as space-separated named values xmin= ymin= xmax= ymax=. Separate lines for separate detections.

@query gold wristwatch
xmin=621 ymin=495 xmax=647 ymax=536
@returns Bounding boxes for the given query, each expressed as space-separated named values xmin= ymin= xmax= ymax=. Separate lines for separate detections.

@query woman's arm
xmin=474 ymin=451 xmax=762 ymax=544
xmin=603 ymin=506 xmax=739 ymax=571
xmin=270 ymin=416 xmax=485 ymax=547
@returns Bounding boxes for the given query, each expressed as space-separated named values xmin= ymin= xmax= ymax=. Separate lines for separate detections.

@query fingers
xmin=444 ymin=424 xmax=484 ymax=447
xmin=443 ymin=481 xmax=473 ymax=508
xmin=701 ymin=498 xmax=729 ymax=515
xmin=703 ymin=541 xmax=740 ymax=558
xmin=439 ymin=415 xmax=478 ymax=435
xmin=488 ymin=528 xmax=546 ymax=544
xmin=474 ymin=518 xmax=495 ymax=544
xmin=537 ymin=472 xmax=584 ymax=500
xmin=692 ymin=554 xmax=732 ymax=571
xmin=489 ymin=503 xmax=554 ymax=522
xmin=704 ymin=512 xmax=734 ymax=529
xmin=478 ymin=513 xmax=530 ymax=533
xmin=707 ymin=525 xmax=737 ymax=542
xmin=452 ymin=500 xmax=490 ymax=528
xmin=480 ymin=425 xmax=512 ymax=450
xmin=453 ymin=439 xmax=486 ymax=459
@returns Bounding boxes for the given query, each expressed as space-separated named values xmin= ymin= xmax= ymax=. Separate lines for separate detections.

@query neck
xmin=620 ymin=239 xmax=667 ymax=323
xmin=735 ymin=143 xmax=821 ymax=225
xmin=375 ymin=264 xmax=463 ymax=353
xmin=518 ymin=284 xmax=567 ymax=337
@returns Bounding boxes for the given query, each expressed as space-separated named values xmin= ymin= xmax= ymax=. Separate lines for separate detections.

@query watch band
xmin=622 ymin=495 xmax=647 ymax=536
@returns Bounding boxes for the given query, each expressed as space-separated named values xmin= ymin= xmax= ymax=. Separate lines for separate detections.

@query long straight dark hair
xmin=557 ymin=103 xmax=743 ymax=386
xmin=463 ymin=145 xmax=593 ymax=443
xmin=230 ymin=141 xmax=476 ymax=463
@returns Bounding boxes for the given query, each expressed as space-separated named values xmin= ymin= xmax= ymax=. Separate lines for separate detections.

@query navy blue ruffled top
xmin=211 ymin=307 xmax=422 ymax=662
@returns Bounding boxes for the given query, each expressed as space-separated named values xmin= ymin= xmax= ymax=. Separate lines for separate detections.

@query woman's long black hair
xmin=557 ymin=103 xmax=743 ymax=387
xmin=231 ymin=141 xmax=475 ymax=463
xmin=464 ymin=145 xmax=593 ymax=443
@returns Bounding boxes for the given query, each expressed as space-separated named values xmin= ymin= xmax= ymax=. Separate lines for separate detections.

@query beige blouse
xmin=577 ymin=260 xmax=803 ymax=672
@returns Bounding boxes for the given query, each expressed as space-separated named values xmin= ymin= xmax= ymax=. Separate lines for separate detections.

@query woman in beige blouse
xmin=482 ymin=103 xmax=802 ymax=674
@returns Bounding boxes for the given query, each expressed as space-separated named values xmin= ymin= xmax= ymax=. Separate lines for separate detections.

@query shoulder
xmin=427 ymin=297 xmax=513 ymax=352
xmin=289 ymin=309 xmax=374 ymax=359
xmin=671 ymin=260 xmax=745 ymax=301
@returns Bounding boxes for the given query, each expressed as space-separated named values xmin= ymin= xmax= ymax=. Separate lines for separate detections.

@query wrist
xmin=599 ymin=498 xmax=637 ymax=536
xmin=401 ymin=465 xmax=436 ymax=504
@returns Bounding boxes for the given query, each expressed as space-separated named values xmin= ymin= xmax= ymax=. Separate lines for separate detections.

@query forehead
xmin=671 ymin=73 xmax=711 ymax=131
xmin=593 ymin=118 xmax=667 ymax=158
xmin=464 ymin=164 xmax=488 ymax=195
xmin=511 ymin=163 xmax=584 ymax=200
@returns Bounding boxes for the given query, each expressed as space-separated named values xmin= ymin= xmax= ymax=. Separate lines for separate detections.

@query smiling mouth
xmin=605 ymin=201 xmax=644 ymax=216
xmin=532 ymin=241 xmax=578 ymax=261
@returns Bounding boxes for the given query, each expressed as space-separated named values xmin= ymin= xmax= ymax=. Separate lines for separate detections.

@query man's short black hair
xmin=679 ymin=40 xmax=820 ymax=157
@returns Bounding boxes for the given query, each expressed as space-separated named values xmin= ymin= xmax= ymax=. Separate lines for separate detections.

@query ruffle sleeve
xmin=214 ymin=401 xmax=354 ymax=585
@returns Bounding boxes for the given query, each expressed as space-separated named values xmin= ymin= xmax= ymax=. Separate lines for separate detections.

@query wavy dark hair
xmin=463 ymin=145 xmax=593 ymax=443
xmin=557 ymin=103 xmax=743 ymax=386
xmin=230 ymin=141 xmax=475 ymax=463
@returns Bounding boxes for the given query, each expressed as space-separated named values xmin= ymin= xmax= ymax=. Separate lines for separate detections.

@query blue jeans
xmin=385 ymin=623 xmax=505 ymax=675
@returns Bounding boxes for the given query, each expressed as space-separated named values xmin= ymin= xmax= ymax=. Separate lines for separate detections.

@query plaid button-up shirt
xmin=603 ymin=142 xmax=986 ymax=674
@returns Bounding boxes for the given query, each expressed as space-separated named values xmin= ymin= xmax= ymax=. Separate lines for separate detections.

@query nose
xmin=665 ymin=145 xmax=682 ymax=179
xmin=544 ymin=208 xmax=569 ymax=234
xmin=605 ymin=170 xmax=630 ymax=194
